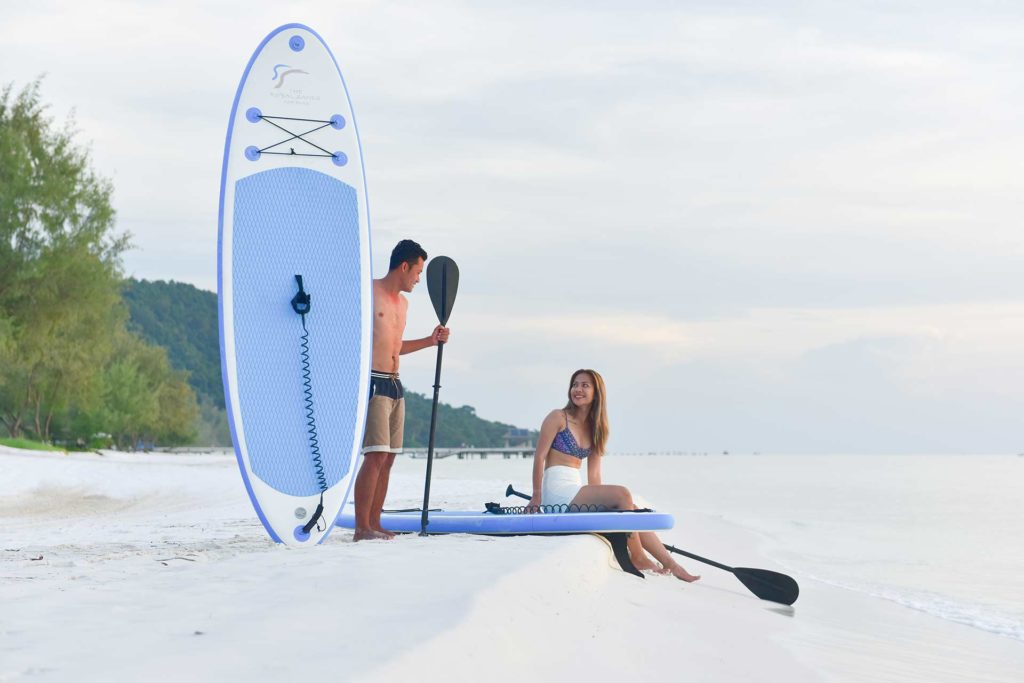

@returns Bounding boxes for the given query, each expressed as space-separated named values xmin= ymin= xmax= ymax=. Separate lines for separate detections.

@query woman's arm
xmin=528 ymin=411 xmax=561 ymax=509
xmin=586 ymin=452 xmax=602 ymax=486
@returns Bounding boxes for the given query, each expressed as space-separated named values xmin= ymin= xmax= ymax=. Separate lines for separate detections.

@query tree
xmin=0 ymin=79 xmax=128 ymax=439
xmin=77 ymin=331 xmax=199 ymax=450
xmin=11 ymin=243 xmax=124 ymax=440
xmin=0 ymin=80 xmax=201 ymax=449
xmin=0 ymin=79 xmax=127 ymax=299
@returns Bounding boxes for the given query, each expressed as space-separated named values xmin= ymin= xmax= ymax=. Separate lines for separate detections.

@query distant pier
xmin=404 ymin=447 xmax=533 ymax=460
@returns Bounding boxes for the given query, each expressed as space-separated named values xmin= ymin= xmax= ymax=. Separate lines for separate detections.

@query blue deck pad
xmin=232 ymin=166 xmax=363 ymax=496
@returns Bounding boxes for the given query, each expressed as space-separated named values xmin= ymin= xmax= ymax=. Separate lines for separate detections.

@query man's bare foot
xmin=373 ymin=526 xmax=396 ymax=539
xmin=353 ymin=528 xmax=392 ymax=541
xmin=668 ymin=562 xmax=701 ymax=582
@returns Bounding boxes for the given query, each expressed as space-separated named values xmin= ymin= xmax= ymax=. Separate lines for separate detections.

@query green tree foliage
xmin=0 ymin=80 xmax=198 ymax=447
xmin=74 ymin=332 xmax=198 ymax=449
xmin=2 ymin=242 xmax=124 ymax=440
xmin=0 ymin=79 xmax=125 ymax=439
xmin=0 ymin=80 xmax=126 ymax=301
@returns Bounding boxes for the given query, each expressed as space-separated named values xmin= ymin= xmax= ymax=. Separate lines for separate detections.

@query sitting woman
xmin=527 ymin=368 xmax=700 ymax=582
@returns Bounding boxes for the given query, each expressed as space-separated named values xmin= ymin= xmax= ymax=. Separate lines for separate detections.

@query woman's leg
xmin=569 ymin=485 xmax=661 ymax=571
xmin=569 ymin=484 xmax=634 ymax=510
xmin=638 ymin=531 xmax=701 ymax=582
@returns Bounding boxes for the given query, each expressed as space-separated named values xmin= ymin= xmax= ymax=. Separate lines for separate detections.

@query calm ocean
xmin=619 ymin=453 xmax=1024 ymax=642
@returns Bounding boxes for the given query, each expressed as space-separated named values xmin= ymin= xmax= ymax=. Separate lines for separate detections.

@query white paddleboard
xmin=218 ymin=24 xmax=371 ymax=546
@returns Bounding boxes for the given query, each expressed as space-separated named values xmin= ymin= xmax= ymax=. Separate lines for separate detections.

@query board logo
xmin=271 ymin=64 xmax=309 ymax=89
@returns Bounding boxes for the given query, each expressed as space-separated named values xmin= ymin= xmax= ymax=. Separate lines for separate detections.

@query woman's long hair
xmin=564 ymin=369 xmax=609 ymax=457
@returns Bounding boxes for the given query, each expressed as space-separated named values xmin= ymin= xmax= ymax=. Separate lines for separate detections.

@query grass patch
xmin=0 ymin=437 xmax=66 ymax=453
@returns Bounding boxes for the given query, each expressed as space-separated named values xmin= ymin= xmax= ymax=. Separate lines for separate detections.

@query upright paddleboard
xmin=218 ymin=24 xmax=371 ymax=546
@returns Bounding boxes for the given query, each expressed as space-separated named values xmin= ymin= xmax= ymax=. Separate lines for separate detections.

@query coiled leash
xmin=483 ymin=502 xmax=653 ymax=515
xmin=292 ymin=275 xmax=327 ymax=534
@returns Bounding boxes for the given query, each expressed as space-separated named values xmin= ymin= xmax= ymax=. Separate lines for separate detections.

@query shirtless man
xmin=353 ymin=239 xmax=450 ymax=541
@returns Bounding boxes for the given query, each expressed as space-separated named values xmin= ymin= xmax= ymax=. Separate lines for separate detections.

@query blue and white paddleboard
xmin=335 ymin=508 xmax=675 ymax=534
xmin=218 ymin=24 xmax=371 ymax=546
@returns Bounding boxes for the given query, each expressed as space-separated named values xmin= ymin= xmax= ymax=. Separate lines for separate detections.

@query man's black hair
xmin=389 ymin=239 xmax=428 ymax=272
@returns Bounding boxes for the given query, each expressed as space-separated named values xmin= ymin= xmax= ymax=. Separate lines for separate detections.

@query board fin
xmin=594 ymin=532 xmax=644 ymax=578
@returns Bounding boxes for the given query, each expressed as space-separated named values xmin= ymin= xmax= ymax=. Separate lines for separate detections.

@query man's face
xmin=401 ymin=257 xmax=425 ymax=293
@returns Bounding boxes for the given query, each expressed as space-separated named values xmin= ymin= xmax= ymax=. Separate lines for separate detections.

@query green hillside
xmin=123 ymin=279 xmax=222 ymax=407
xmin=122 ymin=278 xmax=534 ymax=448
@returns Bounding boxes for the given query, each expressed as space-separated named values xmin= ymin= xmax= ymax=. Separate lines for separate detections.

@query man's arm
xmin=399 ymin=325 xmax=449 ymax=355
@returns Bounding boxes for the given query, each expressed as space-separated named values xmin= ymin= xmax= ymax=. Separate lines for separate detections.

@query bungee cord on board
xmin=483 ymin=502 xmax=654 ymax=515
xmin=248 ymin=111 xmax=342 ymax=159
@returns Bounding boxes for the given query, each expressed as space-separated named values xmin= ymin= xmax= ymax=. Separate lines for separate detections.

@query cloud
xmin=4 ymin=1 xmax=1023 ymax=450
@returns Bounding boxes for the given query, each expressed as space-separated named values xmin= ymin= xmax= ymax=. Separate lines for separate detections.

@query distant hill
xmin=401 ymin=392 xmax=531 ymax=449
xmin=123 ymin=279 xmax=222 ymax=407
xmin=122 ymin=278 xmax=535 ymax=448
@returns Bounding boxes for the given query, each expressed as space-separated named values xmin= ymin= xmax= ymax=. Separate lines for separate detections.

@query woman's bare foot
xmin=631 ymin=553 xmax=662 ymax=573
xmin=353 ymin=528 xmax=392 ymax=541
xmin=668 ymin=562 xmax=701 ymax=582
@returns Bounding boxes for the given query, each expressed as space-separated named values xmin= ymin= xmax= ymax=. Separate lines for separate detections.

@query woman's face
xmin=569 ymin=373 xmax=595 ymax=408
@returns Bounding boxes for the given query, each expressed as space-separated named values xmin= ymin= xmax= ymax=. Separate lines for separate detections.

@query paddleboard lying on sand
xmin=335 ymin=508 xmax=674 ymax=534
xmin=219 ymin=24 xmax=371 ymax=546
xmin=337 ymin=506 xmax=673 ymax=577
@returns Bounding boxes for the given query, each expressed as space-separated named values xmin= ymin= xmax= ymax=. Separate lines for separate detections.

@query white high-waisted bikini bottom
xmin=542 ymin=465 xmax=582 ymax=507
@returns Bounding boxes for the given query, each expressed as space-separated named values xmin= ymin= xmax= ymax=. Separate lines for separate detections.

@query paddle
xmin=506 ymin=484 xmax=528 ymax=500
xmin=419 ymin=256 xmax=459 ymax=536
xmin=505 ymin=484 xmax=800 ymax=605
xmin=662 ymin=545 xmax=799 ymax=605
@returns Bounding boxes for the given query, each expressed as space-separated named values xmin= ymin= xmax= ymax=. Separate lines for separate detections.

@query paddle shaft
xmin=664 ymin=544 xmax=732 ymax=572
xmin=419 ymin=341 xmax=445 ymax=535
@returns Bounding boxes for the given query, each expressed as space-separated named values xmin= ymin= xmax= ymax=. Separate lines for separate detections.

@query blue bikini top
xmin=551 ymin=410 xmax=591 ymax=459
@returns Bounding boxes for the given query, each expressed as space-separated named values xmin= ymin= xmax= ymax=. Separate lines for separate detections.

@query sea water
xmin=615 ymin=453 xmax=1024 ymax=642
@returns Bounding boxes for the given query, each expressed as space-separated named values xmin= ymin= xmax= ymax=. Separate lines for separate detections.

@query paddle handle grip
xmin=506 ymin=485 xmax=531 ymax=501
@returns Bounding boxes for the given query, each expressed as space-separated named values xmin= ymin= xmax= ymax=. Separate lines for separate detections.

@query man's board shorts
xmin=362 ymin=371 xmax=405 ymax=454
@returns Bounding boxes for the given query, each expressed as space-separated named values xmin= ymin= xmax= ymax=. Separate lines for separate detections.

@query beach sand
xmin=1 ymin=446 xmax=1021 ymax=682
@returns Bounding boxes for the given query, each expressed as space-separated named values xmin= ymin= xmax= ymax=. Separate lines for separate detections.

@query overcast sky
xmin=3 ymin=1 xmax=1023 ymax=453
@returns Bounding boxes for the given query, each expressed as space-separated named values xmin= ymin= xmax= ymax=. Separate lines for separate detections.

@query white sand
xmin=1 ymin=446 xmax=1021 ymax=682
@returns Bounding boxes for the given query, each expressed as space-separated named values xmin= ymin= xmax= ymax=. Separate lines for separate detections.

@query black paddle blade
xmin=733 ymin=567 xmax=800 ymax=605
xmin=426 ymin=256 xmax=459 ymax=325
